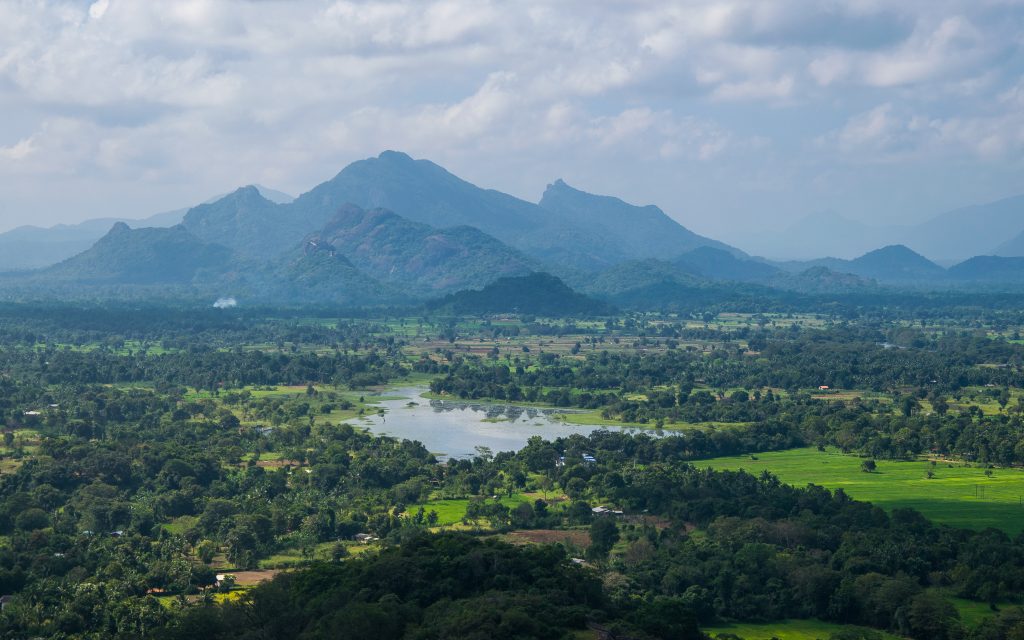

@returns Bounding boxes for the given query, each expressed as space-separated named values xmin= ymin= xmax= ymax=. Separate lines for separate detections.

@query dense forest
xmin=2 ymin=303 xmax=1024 ymax=638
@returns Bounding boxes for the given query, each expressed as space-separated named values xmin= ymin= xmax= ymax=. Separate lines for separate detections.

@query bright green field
xmin=947 ymin=593 xmax=1014 ymax=628
xmin=413 ymin=494 xmax=533 ymax=526
xmin=698 ymin=448 xmax=1024 ymax=534
xmin=703 ymin=619 xmax=903 ymax=639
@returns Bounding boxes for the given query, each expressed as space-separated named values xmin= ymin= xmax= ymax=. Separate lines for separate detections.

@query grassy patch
xmin=413 ymin=494 xmax=533 ymax=527
xmin=698 ymin=448 xmax=1024 ymax=534
xmin=162 ymin=515 xmax=198 ymax=536
xmin=555 ymin=409 xmax=751 ymax=432
xmin=703 ymin=619 xmax=904 ymax=639
xmin=257 ymin=541 xmax=358 ymax=568
xmin=947 ymin=594 xmax=1011 ymax=628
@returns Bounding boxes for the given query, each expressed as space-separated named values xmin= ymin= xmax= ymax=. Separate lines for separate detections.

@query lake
xmin=359 ymin=386 xmax=641 ymax=459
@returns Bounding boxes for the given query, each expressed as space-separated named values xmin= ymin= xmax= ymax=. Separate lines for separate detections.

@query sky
xmin=1 ymin=0 xmax=1023 ymax=249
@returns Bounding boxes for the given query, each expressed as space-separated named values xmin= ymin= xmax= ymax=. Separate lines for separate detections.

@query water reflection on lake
xmin=359 ymin=386 xmax=640 ymax=459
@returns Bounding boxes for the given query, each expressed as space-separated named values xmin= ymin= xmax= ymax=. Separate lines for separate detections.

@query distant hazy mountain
xmin=26 ymin=195 xmax=537 ymax=301
xmin=537 ymin=179 xmax=743 ymax=259
xmin=584 ymin=268 xmax=768 ymax=312
xmin=774 ymin=245 xmax=944 ymax=284
xmin=733 ymin=212 xmax=899 ymax=261
xmin=247 ymin=185 xmax=295 ymax=205
xmin=430 ymin=272 xmax=612 ymax=316
xmin=281 ymin=151 xmax=628 ymax=271
xmin=578 ymin=259 xmax=700 ymax=297
xmin=947 ymin=256 xmax=1024 ymax=283
xmin=306 ymin=204 xmax=535 ymax=293
xmin=898 ymin=195 xmax=1024 ymax=263
xmin=0 ymin=185 xmax=293 ymax=272
xmin=845 ymin=245 xmax=946 ymax=281
xmin=13 ymin=149 xmax=1024 ymax=302
xmin=726 ymin=195 xmax=1024 ymax=264
xmin=772 ymin=266 xmax=877 ymax=293
xmin=29 ymin=220 xmax=394 ymax=304
xmin=182 ymin=186 xmax=291 ymax=258
xmin=674 ymin=246 xmax=779 ymax=282
xmin=0 ymin=208 xmax=185 ymax=272
xmin=174 ymin=151 xmax=745 ymax=274
xmin=995 ymin=229 xmax=1024 ymax=257
xmin=40 ymin=223 xmax=234 ymax=285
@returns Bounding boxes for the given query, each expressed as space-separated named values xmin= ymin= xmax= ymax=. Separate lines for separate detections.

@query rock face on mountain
xmin=537 ymin=179 xmax=743 ymax=260
xmin=305 ymin=204 xmax=535 ymax=293
xmin=268 ymin=249 xmax=397 ymax=305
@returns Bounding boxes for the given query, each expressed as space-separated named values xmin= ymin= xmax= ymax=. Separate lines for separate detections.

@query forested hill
xmin=538 ymin=178 xmax=742 ymax=260
xmin=428 ymin=272 xmax=614 ymax=316
xmin=7 ymin=152 xmax=1024 ymax=302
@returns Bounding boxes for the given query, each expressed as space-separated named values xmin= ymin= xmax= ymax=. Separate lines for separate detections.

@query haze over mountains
xmin=0 ymin=185 xmax=293 ymax=272
xmin=2 ymin=151 xmax=1024 ymax=309
xmin=735 ymin=195 xmax=1024 ymax=264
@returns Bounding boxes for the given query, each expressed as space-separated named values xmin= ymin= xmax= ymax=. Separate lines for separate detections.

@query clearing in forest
xmin=698 ymin=447 xmax=1024 ymax=534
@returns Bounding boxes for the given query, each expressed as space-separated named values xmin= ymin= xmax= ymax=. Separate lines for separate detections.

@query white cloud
xmin=0 ymin=0 xmax=1022 ymax=235
xmin=828 ymin=98 xmax=1024 ymax=161
xmin=0 ymin=138 xmax=34 ymax=161
xmin=88 ymin=0 xmax=109 ymax=21
xmin=862 ymin=16 xmax=983 ymax=87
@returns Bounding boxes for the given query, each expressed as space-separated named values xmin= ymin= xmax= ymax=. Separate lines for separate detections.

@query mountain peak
xmin=538 ymin=180 xmax=745 ymax=260
xmin=846 ymin=243 xmax=945 ymax=281
xmin=857 ymin=244 xmax=930 ymax=261
xmin=430 ymin=271 xmax=612 ymax=316
xmin=45 ymin=224 xmax=233 ymax=285
xmin=377 ymin=150 xmax=414 ymax=162
xmin=249 ymin=184 xmax=294 ymax=204
xmin=223 ymin=185 xmax=274 ymax=205
xmin=542 ymin=178 xmax=588 ymax=199
xmin=308 ymin=201 xmax=534 ymax=294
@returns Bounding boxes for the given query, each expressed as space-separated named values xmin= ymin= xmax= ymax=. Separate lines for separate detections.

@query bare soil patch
xmin=255 ymin=459 xmax=301 ymax=469
xmin=228 ymin=570 xmax=282 ymax=586
xmin=506 ymin=529 xmax=590 ymax=547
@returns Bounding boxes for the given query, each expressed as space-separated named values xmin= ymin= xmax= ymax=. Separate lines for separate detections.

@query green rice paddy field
xmin=698 ymin=447 xmax=1024 ymax=534
xmin=703 ymin=619 xmax=903 ymax=639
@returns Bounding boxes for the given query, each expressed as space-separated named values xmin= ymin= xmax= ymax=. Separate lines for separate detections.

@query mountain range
xmin=3 ymin=151 xmax=1024 ymax=309
xmin=996 ymin=229 xmax=1024 ymax=257
xmin=0 ymin=185 xmax=293 ymax=272
xmin=732 ymin=194 xmax=1024 ymax=264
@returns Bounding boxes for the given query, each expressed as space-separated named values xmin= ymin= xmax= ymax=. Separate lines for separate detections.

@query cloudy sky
xmin=1 ymin=0 xmax=1022 ymax=248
